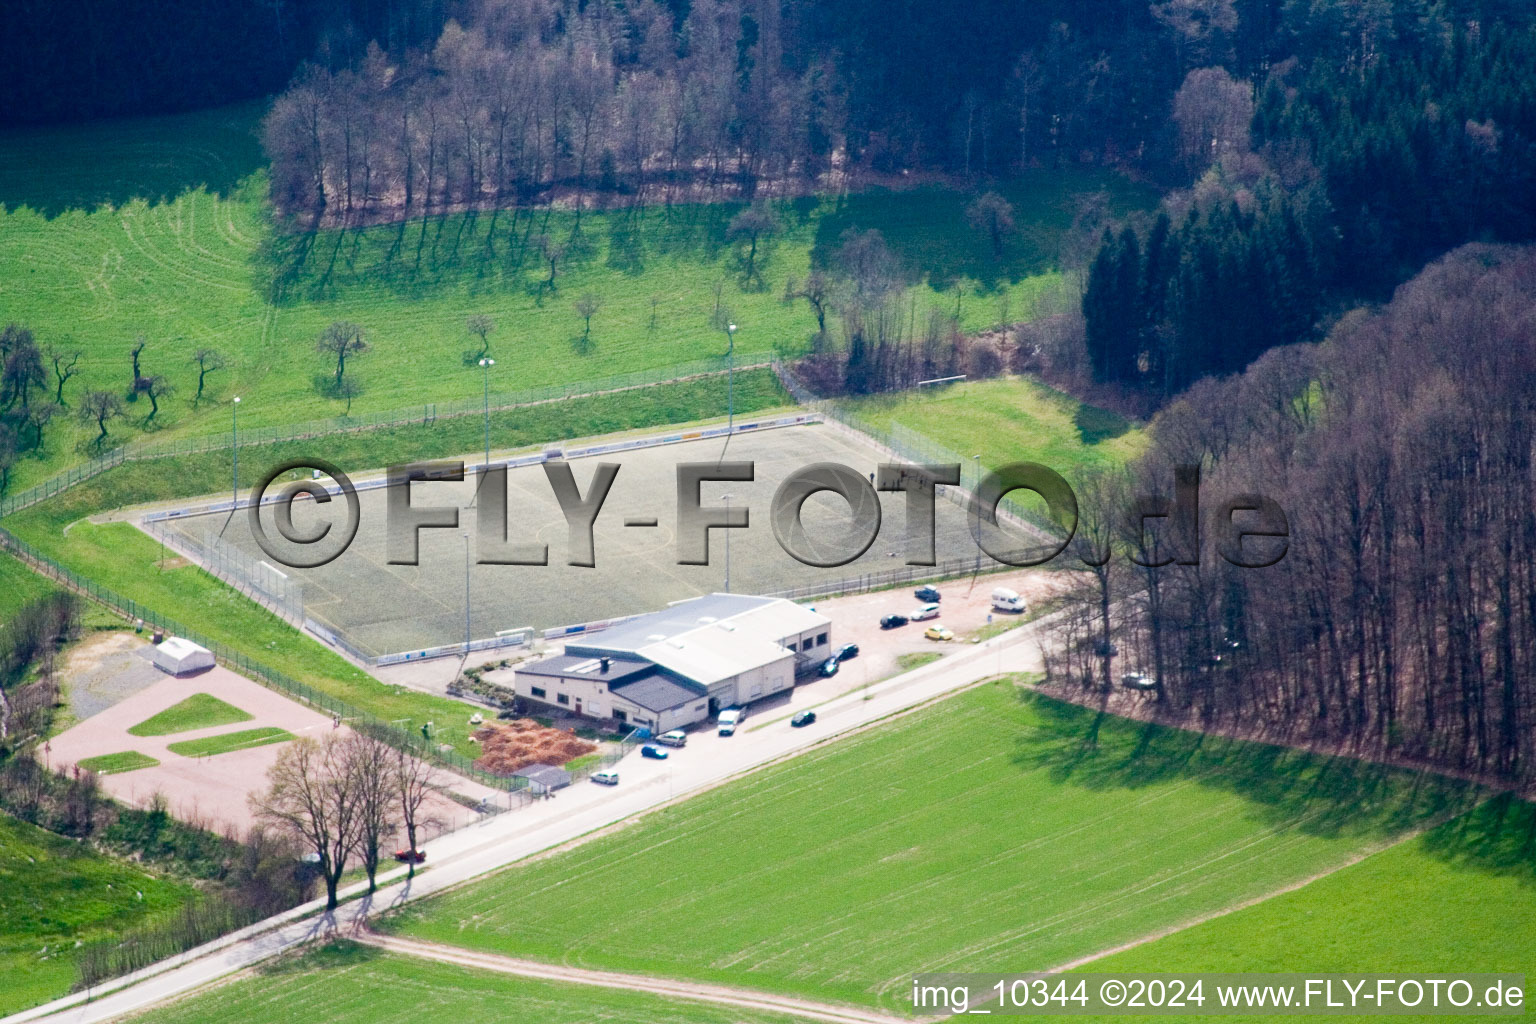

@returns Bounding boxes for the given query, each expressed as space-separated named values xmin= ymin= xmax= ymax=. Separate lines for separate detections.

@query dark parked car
xmin=880 ymin=613 xmax=909 ymax=629
xmin=914 ymin=585 xmax=942 ymax=603
xmin=835 ymin=643 xmax=859 ymax=660
xmin=819 ymin=657 xmax=841 ymax=677
xmin=791 ymin=710 xmax=817 ymax=727
xmin=640 ymin=744 xmax=669 ymax=759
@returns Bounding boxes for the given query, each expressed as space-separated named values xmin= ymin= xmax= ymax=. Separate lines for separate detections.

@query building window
xmin=817 ymin=632 xmax=828 ymax=645
xmin=531 ymin=686 xmax=546 ymax=699
xmin=614 ymin=710 xmax=628 ymax=723
xmin=557 ymin=693 xmax=570 ymax=705
xmin=801 ymin=638 xmax=813 ymax=651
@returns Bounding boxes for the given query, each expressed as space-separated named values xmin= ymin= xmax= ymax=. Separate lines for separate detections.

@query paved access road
xmin=7 ymin=611 xmax=1058 ymax=1024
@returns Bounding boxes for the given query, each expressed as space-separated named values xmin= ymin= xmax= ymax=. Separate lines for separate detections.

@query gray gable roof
xmin=611 ymin=671 xmax=706 ymax=712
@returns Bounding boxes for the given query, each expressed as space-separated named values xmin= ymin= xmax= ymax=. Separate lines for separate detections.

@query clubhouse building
xmin=514 ymin=594 xmax=832 ymax=733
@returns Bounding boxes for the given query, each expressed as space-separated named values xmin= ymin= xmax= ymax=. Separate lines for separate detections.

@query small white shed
xmin=151 ymin=637 xmax=215 ymax=676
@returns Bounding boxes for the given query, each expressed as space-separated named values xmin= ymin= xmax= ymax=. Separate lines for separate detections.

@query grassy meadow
xmin=131 ymin=942 xmax=819 ymax=1024
xmin=1084 ymin=795 xmax=1536 ymax=1022
xmin=384 ymin=682 xmax=1478 ymax=1011
xmin=0 ymin=810 xmax=195 ymax=1015
xmin=0 ymin=101 xmax=1152 ymax=491
xmin=844 ymin=375 xmax=1148 ymax=480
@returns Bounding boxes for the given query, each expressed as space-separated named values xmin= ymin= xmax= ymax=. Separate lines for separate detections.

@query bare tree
xmin=1172 ymin=67 xmax=1253 ymax=173
xmin=346 ymin=731 xmax=400 ymax=893
xmin=78 ymin=391 xmax=124 ymax=445
xmin=727 ymin=203 xmax=779 ymax=283
xmin=393 ymin=746 xmax=445 ymax=879
xmin=573 ymin=293 xmax=603 ymax=349
xmin=966 ymin=192 xmax=1016 ymax=257
xmin=251 ymin=734 xmax=361 ymax=910
xmin=129 ymin=336 xmax=146 ymax=390
xmin=1 ymin=333 xmax=48 ymax=411
xmin=190 ymin=348 xmax=227 ymax=407
xmin=534 ymin=234 xmax=566 ymax=293
xmin=316 ymin=321 xmax=369 ymax=391
xmin=46 ymin=344 xmax=81 ymax=406
xmin=466 ymin=314 xmax=496 ymax=361
xmin=140 ymin=375 xmax=174 ymax=423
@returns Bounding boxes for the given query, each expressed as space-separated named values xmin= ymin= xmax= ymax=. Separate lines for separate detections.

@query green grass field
xmin=0 ymin=102 xmax=1151 ymax=492
xmin=131 ymin=942 xmax=816 ymax=1024
xmin=166 ymin=726 xmax=293 ymax=757
xmin=0 ymin=810 xmax=194 ymax=1015
xmin=844 ymin=376 xmax=1148 ymax=481
xmin=127 ymin=693 xmax=251 ymax=736
xmin=76 ymin=750 xmax=160 ymax=774
xmin=1083 ymin=795 xmax=1536 ymax=1022
xmin=384 ymin=682 xmax=1476 ymax=1010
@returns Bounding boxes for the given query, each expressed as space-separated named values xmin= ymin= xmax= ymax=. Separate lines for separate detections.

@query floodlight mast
xmin=231 ymin=396 xmax=241 ymax=507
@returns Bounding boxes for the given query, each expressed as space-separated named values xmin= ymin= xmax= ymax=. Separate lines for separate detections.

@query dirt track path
xmin=355 ymin=931 xmax=907 ymax=1024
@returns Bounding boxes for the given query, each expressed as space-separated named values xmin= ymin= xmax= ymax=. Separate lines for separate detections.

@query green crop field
xmin=0 ymin=810 xmax=194 ymax=1015
xmin=127 ymin=693 xmax=252 ymax=736
xmin=130 ymin=942 xmax=816 ymax=1024
xmin=76 ymin=750 xmax=160 ymax=774
xmin=1083 ymin=795 xmax=1536 ymax=1022
xmin=166 ymin=726 xmax=293 ymax=758
xmin=0 ymin=101 xmax=1151 ymax=492
xmin=384 ymin=682 xmax=1477 ymax=1011
xmin=843 ymin=376 xmax=1148 ymax=481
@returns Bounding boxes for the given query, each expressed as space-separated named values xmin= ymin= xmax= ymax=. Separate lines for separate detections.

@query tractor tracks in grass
xmin=354 ymin=930 xmax=908 ymax=1024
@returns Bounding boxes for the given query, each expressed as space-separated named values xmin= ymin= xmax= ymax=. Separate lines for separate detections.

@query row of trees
xmin=1049 ymin=244 xmax=1536 ymax=783
xmin=252 ymin=729 xmax=444 ymax=909
xmin=265 ymin=1 xmax=845 ymax=221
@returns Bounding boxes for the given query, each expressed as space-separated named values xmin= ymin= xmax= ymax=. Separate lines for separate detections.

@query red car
xmin=394 ymin=848 xmax=427 ymax=864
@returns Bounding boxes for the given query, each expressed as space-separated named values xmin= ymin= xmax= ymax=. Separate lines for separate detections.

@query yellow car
xmin=924 ymin=624 xmax=954 ymax=641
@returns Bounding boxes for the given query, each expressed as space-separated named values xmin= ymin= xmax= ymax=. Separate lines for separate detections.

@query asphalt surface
xmin=6 ymin=611 xmax=1058 ymax=1024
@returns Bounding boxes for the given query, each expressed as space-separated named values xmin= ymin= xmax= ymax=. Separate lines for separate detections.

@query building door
xmin=575 ymin=699 xmax=583 ymax=716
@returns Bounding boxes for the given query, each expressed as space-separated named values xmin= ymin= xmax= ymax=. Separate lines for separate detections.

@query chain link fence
xmin=0 ymin=357 xmax=759 ymax=519
xmin=0 ymin=525 xmax=522 ymax=791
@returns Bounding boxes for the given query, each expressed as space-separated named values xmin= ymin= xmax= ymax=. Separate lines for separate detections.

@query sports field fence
xmin=0 ymin=356 xmax=758 ymax=519
xmin=0 ymin=524 xmax=525 ymax=791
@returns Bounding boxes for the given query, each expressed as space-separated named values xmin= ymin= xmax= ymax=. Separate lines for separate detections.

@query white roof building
xmin=515 ymin=595 xmax=832 ymax=732
xmin=150 ymin=636 xmax=216 ymax=676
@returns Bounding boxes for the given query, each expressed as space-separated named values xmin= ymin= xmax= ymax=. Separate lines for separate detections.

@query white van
xmin=991 ymin=587 xmax=1027 ymax=613
xmin=717 ymin=708 xmax=745 ymax=736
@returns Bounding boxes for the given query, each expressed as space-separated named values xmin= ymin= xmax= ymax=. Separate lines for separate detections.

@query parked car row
xmin=818 ymin=642 xmax=861 ymax=677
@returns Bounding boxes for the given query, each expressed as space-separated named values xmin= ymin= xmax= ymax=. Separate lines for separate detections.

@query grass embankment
xmin=166 ymin=726 xmax=293 ymax=758
xmin=0 ymin=373 xmax=791 ymax=757
xmin=385 ymin=683 xmax=1477 ymax=1010
xmin=1085 ymin=795 xmax=1536 ymax=1022
xmin=0 ymin=810 xmax=194 ymax=1015
xmin=130 ymin=942 xmax=819 ymax=1024
xmin=75 ymin=751 xmax=160 ymax=775
xmin=844 ymin=375 xmax=1148 ymax=479
xmin=127 ymin=693 xmax=252 ymax=736
xmin=0 ymin=101 xmax=1151 ymax=491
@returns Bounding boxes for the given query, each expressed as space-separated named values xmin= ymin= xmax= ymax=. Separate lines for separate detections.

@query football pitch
xmin=382 ymin=683 xmax=1479 ymax=1011
xmin=155 ymin=422 xmax=1041 ymax=659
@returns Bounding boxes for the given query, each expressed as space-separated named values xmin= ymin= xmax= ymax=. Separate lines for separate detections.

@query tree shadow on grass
xmin=1011 ymin=691 xmax=1485 ymax=846
xmin=1073 ymin=403 xmax=1134 ymax=445
xmin=0 ymin=101 xmax=266 ymax=219
xmin=1417 ymin=793 xmax=1536 ymax=880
